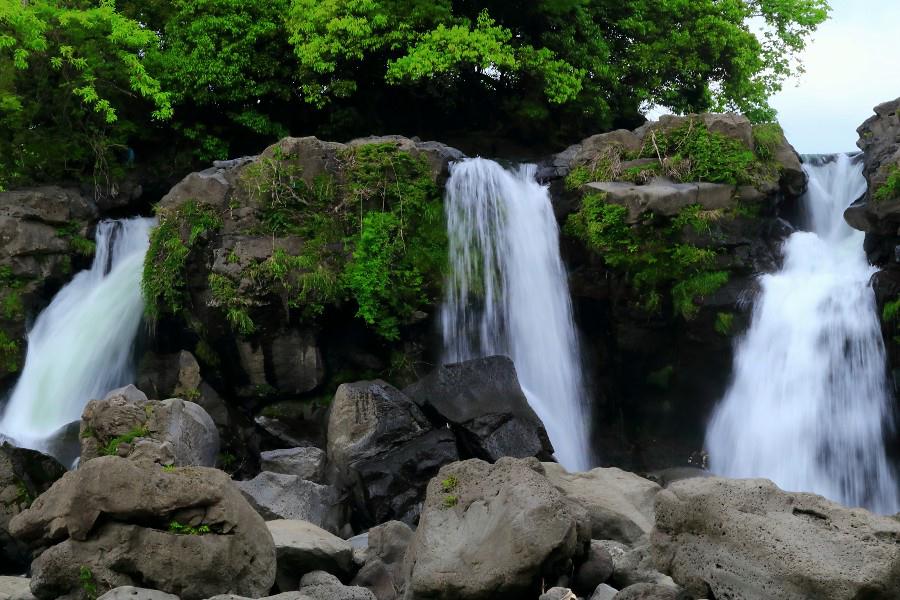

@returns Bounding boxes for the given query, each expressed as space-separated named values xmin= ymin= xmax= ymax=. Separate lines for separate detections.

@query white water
xmin=0 ymin=218 xmax=154 ymax=455
xmin=441 ymin=158 xmax=591 ymax=471
xmin=707 ymin=154 xmax=899 ymax=512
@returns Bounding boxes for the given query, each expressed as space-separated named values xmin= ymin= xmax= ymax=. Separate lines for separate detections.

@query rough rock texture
xmin=0 ymin=444 xmax=66 ymax=574
xmin=598 ymin=541 xmax=677 ymax=590
xmin=351 ymin=521 xmax=414 ymax=600
xmin=591 ymin=584 xmax=618 ymax=600
xmin=236 ymin=471 xmax=345 ymax=533
xmin=97 ymin=588 xmax=179 ymax=600
xmin=612 ymin=583 xmax=684 ymax=600
xmin=299 ymin=571 xmax=376 ymax=600
xmin=9 ymin=456 xmax=275 ymax=600
xmin=404 ymin=356 xmax=554 ymax=462
xmin=0 ymin=576 xmax=35 ymax=600
xmin=543 ymin=463 xmax=660 ymax=544
xmin=267 ymin=520 xmax=354 ymax=591
xmin=573 ymin=541 xmax=615 ymax=596
xmin=80 ymin=385 xmax=219 ymax=467
xmin=404 ymin=457 xmax=591 ymax=599
xmin=138 ymin=351 xmax=232 ymax=430
xmin=327 ymin=380 xmax=458 ymax=527
xmin=0 ymin=186 xmax=98 ymax=381
xmin=652 ymin=477 xmax=900 ymax=599
xmin=260 ymin=447 xmax=326 ymax=482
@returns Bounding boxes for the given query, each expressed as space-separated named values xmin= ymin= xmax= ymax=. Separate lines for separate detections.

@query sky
xmin=769 ymin=0 xmax=900 ymax=153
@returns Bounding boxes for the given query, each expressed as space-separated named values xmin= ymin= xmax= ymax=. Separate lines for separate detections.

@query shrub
xmin=874 ymin=165 xmax=900 ymax=203
xmin=100 ymin=426 xmax=150 ymax=456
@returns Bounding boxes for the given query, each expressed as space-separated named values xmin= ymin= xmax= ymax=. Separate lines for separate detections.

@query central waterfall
xmin=706 ymin=154 xmax=899 ymax=513
xmin=0 ymin=217 xmax=154 ymax=457
xmin=441 ymin=158 xmax=591 ymax=471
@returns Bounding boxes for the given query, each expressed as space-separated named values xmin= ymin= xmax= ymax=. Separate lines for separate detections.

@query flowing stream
xmin=706 ymin=154 xmax=899 ymax=512
xmin=0 ymin=218 xmax=154 ymax=456
xmin=441 ymin=158 xmax=591 ymax=471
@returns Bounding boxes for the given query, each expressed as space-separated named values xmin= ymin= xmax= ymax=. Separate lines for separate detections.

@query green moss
xmin=168 ymin=520 xmax=211 ymax=535
xmin=56 ymin=222 xmax=96 ymax=257
xmin=874 ymin=165 xmax=900 ymax=203
xmin=565 ymin=194 xmax=729 ymax=319
xmin=142 ymin=201 xmax=222 ymax=319
xmin=0 ymin=331 xmax=20 ymax=373
xmin=883 ymin=298 xmax=900 ymax=323
xmin=79 ymin=566 xmax=98 ymax=600
xmin=441 ymin=475 xmax=459 ymax=493
xmin=162 ymin=464 xmax=177 ymax=472
xmin=14 ymin=480 xmax=33 ymax=508
xmin=715 ymin=311 xmax=735 ymax=335
xmin=442 ymin=494 xmax=458 ymax=508
xmin=751 ymin=123 xmax=783 ymax=163
xmin=100 ymin=426 xmax=149 ymax=456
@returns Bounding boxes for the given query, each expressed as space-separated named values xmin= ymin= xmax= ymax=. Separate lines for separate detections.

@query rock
xmin=597 ymin=541 xmax=675 ymax=590
xmin=299 ymin=571 xmax=376 ymax=600
xmin=0 ymin=443 xmax=66 ymax=574
xmin=9 ymin=456 xmax=275 ymax=600
xmin=260 ymin=447 xmax=326 ymax=483
xmin=652 ymin=477 xmax=900 ymax=599
xmin=574 ymin=541 xmax=614 ymax=595
xmin=644 ymin=467 xmax=711 ymax=488
xmin=543 ymin=463 xmax=660 ymax=545
xmin=403 ymin=457 xmax=591 ymax=599
xmin=80 ymin=386 xmax=219 ymax=468
xmin=582 ymin=180 xmax=735 ymax=224
xmin=539 ymin=588 xmax=576 ymax=600
xmin=0 ymin=576 xmax=35 ymax=600
xmin=403 ymin=356 xmax=554 ymax=462
xmin=591 ymin=584 xmax=619 ymax=600
xmin=137 ymin=352 xmax=231 ymax=430
xmin=351 ymin=521 xmax=413 ymax=600
xmin=327 ymin=380 xmax=458 ymax=526
xmin=97 ymin=588 xmax=180 ymax=600
xmin=267 ymin=520 xmax=353 ymax=591
xmin=612 ymin=583 xmax=683 ymax=600
xmin=236 ymin=472 xmax=345 ymax=533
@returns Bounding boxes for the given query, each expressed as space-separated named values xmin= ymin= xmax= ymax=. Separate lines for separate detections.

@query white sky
xmin=770 ymin=0 xmax=900 ymax=153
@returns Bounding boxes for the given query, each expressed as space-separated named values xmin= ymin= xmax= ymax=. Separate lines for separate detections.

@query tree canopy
xmin=0 ymin=0 xmax=829 ymax=189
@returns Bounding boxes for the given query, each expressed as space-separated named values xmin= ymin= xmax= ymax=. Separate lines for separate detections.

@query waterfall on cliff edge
xmin=441 ymin=158 xmax=591 ymax=471
xmin=0 ymin=217 xmax=154 ymax=456
xmin=706 ymin=153 xmax=899 ymax=513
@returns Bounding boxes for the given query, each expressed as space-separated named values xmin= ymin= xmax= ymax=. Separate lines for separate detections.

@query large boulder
xmin=0 ymin=443 xmax=66 ymax=574
xmin=298 ymin=571 xmax=375 ymax=600
xmin=267 ymin=520 xmax=354 ymax=591
xmin=9 ymin=456 xmax=275 ymax=600
xmin=327 ymin=380 xmax=458 ymax=526
xmin=403 ymin=457 xmax=591 ymax=599
xmin=543 ymin=463 xmax=660 ymax=545
xmin=236 ymin=471 xmax=345 ymax=533
xmin=404 ymin=356 xmax=554 ymax=462
xmin=260 ymin=447 xmax=326 ymax=482
xmin=651 ymin=477 xmax=900 ymax=599
xmin=351 ymin=521 xmax=414 ymax=600
xmin=0 ymin=576 xmax=34 ymax=600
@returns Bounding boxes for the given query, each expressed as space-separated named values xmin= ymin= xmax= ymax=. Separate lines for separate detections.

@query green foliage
xmin=13 ymin=480 xmax=33 ymax=508
xmin=142 ymin=201 xmax=222 ymax=319
xmin=441 ymin=475 xmax=459 ymax=493
xmin=883 ymin=298 xmax=900 ymax=323
xmin=566 ymin=194 xmax=729 ymax=318
xmin=0 ymin=267 xmax=25 ymax=321
xmin=168 ymin=520 xmax=211 ymax=535
xmin=194 ymin=339 xmax=221 ymax=368
xmin=56 ymin=223 xmax=96 ymax=256
xmin=874 ymin=165 xmax=900 ymax=203
xmin=751 ymin=122 xmax=784 ymax=162
xmin=162 ymin=464 xmax=177 ymax=472
xmin=208 ymin=273 xmax=255 ymax=335
xmin=647 ymin=365 xmax=675 ymax=390
xmin=218 ymin=452 xmax=237 ymax=469
xmin=0 ymin=330 xmax=19 ymax=373
xmin=79 ymin=566 xmax=98 ymax=600
xmin=100 ymin=426 xmax=149 ymax=456
xmin=715 ymin=312 xmax=736 ymax=335
xmin=442 ymin=494 xmax=458 ymax=508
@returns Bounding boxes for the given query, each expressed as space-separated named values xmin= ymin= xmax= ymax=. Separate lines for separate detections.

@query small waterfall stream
xmin=441 ymin=158 xmax=591 ymax=471
xmin=0 ymin=218 xmax=154 ymax=456
xmin=706 ymin=154 xmax=899 ymax=512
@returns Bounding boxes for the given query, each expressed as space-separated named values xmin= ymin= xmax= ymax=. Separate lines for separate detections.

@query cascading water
xmin=0 ymin=217 xmax=154 ymax=457
xmin=706 ymin=153 xmax=899 ymax=513
xmin=441 ymin=158 xmax=591 ymax=471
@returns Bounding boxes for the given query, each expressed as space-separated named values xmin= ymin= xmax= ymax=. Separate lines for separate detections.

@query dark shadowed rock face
xmin=0 ymin=444 xmax=66 ymax=574
xmin=327 ymin=380 xmax=458 ymax=528
xmin=404 ymin=356 xmax=554 ymax=462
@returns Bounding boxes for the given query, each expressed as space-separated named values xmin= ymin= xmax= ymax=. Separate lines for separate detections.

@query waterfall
xmin=0 ymin=217 xmax=154 ymax=457
xmin=441 ymin=158 xmax=591 ymax=471
xmin=706 ymin=154 xmax=899 ymax=513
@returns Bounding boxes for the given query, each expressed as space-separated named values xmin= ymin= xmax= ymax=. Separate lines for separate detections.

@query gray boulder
xmin=574 ymin=541 xmax=615 ymax=595
xmin=9 ymin=456 xmax=275 ymax=600
xmin=543 ymin=463 xmax=660 ymax=544
xmin=236 ymin=472 xmax=345 ymax=533
xmin=327 ymin=381 xmax=458 ymax=526
xmin=583 ymin=181 xmax=735 ymax=224
xmin=0 ymin=444 xmax=66 ymax=574
xmin=404 ymin=356 xmax=554 ymax=462
xmin=299 ymin=571 xmax=375 ymax=600
xmin=0 ymin=576 xmax=35 ymax=600
xmin=591 ymin=584 xmax=618 ymax=600
xmin=613 ymin=583 xmax=684 ymax=600
xmin=597 ymin=541 xmax=676 ymax=590
xmin=351 ymin=521 xmax=414 ymax=600
xmin=652 ymin=477 xmax=900 ymax=599
xmin=260 ymin=447 xmax=326 ymax=482
xmin=403 ymin=457 xmax=591 ymax=599
xmin=267 ymin=520 xmax=353 ymax=592
xmin=97 ymin=588 xmax=179 ymax=600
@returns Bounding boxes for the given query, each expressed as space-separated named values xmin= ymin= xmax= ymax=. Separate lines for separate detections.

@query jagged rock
xmin=591 ymin=584 xmax=618 ymax=600
xmin=0 ymin=444 xmax=66 ymax=574
xmin=404 ymin=356 xmax=554 ymax=462
xmin=351 ymin=521 xmax=413 ymax=600
xmin=236 ymin=472 xmax=345 ymax=533
xmin=597 ymin=541 xmax=676 ymax=590
xmin=543 ymin=463 xmax=660 ymax=544
xmin=612 ymin=583 xmax=684 ymax=600
xmin=0 ymin=576 xmax=35 ymax=600
xmin=235 ymin=330 xmax=324 ymax=396
xmin=298 ymin=571 xmax=376 ymax=600
xmin=403 ymin=457 xmax=591 ymax=599
xmin=538 ymin=588 xmax=576 ymax=600
xmin=267 ymin=520 xmax=354 ymax=591
xmin=652 ymin=477 xmax=900 ymax=599
xmin=327 ymin=380 xmax=458 ymax=526
xmin=9 ymin=456 xmax=275 ymax=600
xmin=97 ymin=588 xmax=179 ymax=600
xmin=260 ymin=447 xmax=326 ymax=482
xmin=80 ymin=385 xmax=219 ymax=467
xmin=573 ymin=541 xmax=615 ymax=595
xmin=138 ymin=352 xmax=231 ymax=429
